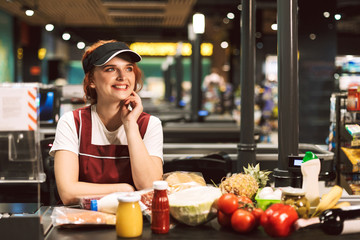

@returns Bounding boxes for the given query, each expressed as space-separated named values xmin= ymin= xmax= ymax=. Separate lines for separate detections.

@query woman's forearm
xmin=125 ymin=122 xmax=163 ymax=190
xmin=58 ymin=182 xmax=134 ymax=205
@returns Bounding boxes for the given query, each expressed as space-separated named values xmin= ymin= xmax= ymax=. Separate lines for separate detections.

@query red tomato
xmin=217 ymin=210 xmax=232 ymax=227
xmin=251 ymin=208 xmax=264 ymax=227
xmin=238 ymin=195 xmax=253 ymax=208
xmin=231 ymin=209 xmax=256 ymax=233
xmin=217 ymin=193 xmax=238 ymax=215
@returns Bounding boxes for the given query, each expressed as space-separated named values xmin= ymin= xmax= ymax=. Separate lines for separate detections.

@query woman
xmin=50 ymin=40 xmax=163 ymax=205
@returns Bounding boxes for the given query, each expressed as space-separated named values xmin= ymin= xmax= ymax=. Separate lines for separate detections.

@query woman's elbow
xmin=57 ymin=187 xmax=78 ymax=205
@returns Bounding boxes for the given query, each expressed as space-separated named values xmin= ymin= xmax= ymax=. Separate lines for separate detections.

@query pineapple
xmin=219 ymin=173 xmax=259 ymax=199
xmin=243 ymin=163 xmax=272 ymax=189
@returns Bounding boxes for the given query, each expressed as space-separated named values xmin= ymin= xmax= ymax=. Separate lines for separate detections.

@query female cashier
xmin=49 ymin=40 xmax=163 ymax=205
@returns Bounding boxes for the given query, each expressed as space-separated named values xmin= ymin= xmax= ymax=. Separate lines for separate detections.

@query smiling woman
xmin=49 ymin=40 xmax=164 ymax=205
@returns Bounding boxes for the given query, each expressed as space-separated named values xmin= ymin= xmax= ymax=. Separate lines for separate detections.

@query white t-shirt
xmin=49 ymin=105 xmax=163 ymax=161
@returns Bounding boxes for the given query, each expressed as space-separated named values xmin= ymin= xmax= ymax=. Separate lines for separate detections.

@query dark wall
xmin=298 ymin=0 xmax=337 ymax=144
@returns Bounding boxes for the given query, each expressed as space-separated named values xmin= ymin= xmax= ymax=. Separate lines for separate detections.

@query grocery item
xmin=333 ymin=201 xmax=351 ymax=208
xmin=163 ymin=171 xmax=206 ymax=194
xmin=260 ymin=203 xmax=299 ymax=237
xmin=168 ymin=186 xmax=221 ymax=226
xmin=281 ymin=187 xmax=310 ymax=219
xmin=301 ymin=151 xmax=321 ymax=207
xmin=219 ymin=173 xmax=258 ymax=199
xmin=230 ymin=209 xmax=256 ymax=233
xmin=91 ymin=192 xmax=121 ymax=214
xmin=151 ymin=181 xmax=170 ymax=234
xmin=295 ymin=205 xmax=360 ymax=235
xmin=51 ymin=206 xmax=116 ymax=226
xmin=243 ymin=163 xmax=272 ymax=188
xmin=217 ymin=193 xmax=239 ymax=215
xmin=312 ymin=185 xmax=343 ymax=217
xmin=116 ymin=193 xmax=143 ymax=238
xmin=89 ymin=189 xmax=152 ymax=215
xmin=341 ymin=147 xmax=360 ymax=172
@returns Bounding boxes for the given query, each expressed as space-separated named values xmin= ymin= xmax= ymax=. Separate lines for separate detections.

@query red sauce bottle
xmin=151 ymin=181 xmax=170 ymax=234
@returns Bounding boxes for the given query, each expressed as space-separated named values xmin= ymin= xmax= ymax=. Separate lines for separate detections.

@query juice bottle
xmin=116 ymin=193 xmax=143 ymax=238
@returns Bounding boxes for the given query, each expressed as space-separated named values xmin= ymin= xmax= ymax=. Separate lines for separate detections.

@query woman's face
xmin=91 ymin=55 xmax=136 ymax=104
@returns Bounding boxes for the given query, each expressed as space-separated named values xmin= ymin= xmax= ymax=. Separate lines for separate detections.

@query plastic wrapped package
xmin=51 ymin=207 xmax=116 ymax=227
xmin=163 ymin=171 xmax=206 ymax=194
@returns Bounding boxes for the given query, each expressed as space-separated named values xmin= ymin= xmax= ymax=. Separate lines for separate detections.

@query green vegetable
xmin=168 ymin=186 xmax=222 ymax=226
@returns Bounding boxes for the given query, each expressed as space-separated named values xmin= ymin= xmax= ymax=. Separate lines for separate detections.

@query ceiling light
xmin=323 ymin=12 xmax=330 ymax=18
xmin=271 ymin=23 xmax=277 ymax=31
xmin=25 ymin=8 xmax=34 ymax=16
xmin=193 ymin=13 xmax=205 ymax=34
xmin=45 ymin=24 xmax=54 ymax=32
xmin=220 ymin=41 xmax=229 ymax=49
xmin=334 ymin=14 xmax=341 ymax=20
xmin=77 ymin=42 xmax=85 ymax=50
xmin=62 ymin=32 xmax=71 ymax=41
xmin=227 ymin=12 xmax=235 ymax=20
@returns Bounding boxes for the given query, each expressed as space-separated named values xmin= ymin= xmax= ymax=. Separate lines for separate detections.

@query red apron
xmin=73 ymin=106 xmax=150 ymax=187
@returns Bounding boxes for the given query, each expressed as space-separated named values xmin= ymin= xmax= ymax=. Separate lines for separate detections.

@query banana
xmin=333 ymin=201 xmax=351 ymax=209
xmin=311 ymin=185 xmax=343 ymax=217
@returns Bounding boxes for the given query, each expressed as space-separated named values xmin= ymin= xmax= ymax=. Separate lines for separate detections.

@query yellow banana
xmin=312 ymin=185 xmax=343 ymax=217
xmin=333 ymin=201 xmax=351 ymax=209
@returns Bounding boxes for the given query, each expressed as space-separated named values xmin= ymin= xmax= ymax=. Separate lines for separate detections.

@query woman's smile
xmin=112 ymin=84 xmax=128 ymax=90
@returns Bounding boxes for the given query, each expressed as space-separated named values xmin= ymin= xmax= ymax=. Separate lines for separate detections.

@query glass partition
xmin=0 ymin=83 xmax=46 ymax=214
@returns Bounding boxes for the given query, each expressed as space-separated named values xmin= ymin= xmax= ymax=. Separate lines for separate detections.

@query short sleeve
xmin=49 ymin=111 xmax=79 ymax=157
xmin=143 ymin=116 xmax=163 ymax=162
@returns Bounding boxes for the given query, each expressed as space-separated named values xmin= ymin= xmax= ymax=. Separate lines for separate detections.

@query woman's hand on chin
xmin=120 ymin=91 xmax=143 ymax=125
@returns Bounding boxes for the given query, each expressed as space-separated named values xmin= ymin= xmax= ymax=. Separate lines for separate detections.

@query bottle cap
xmin=153 ymin=180 xmax=168 ymax=190
xmin=90 ymin=199 xmax=98 ymax=211
xmin=281 ymin=187 xmax=306 ymax=196
xmin=302 ymin=151 xmax=318 ymax=163
xmin=117 ymin=193 xmax=141 ymax=203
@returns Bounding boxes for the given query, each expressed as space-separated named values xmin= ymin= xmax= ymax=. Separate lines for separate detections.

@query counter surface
xmin=44 ymin=214 xmax=360 ymax=240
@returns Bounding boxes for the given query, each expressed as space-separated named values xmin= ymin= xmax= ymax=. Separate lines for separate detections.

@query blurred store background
xmin=0 ymin=0 xmax=360 ymax=145
xmin=1 ymin=0 xmax=360 ymax=203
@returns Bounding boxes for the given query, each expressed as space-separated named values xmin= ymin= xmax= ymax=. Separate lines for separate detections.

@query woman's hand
xmin=120 ymin=91 xmax=143 ymax=127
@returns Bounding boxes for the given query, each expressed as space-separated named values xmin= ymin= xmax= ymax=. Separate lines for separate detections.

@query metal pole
xmin=237 ymin=0 xmax=256 ymax=172
xmin=175 ymin=54 xmax=184 ymax=108
xmin=274 ymin=0 xmax=299 ymax=187
xmin=163 ymin=65 xmax=171 ymax=101
xmin=191 ymin=34 xmax=202 ymax=122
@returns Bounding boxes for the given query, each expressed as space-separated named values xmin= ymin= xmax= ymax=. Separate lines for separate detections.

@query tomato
xmin=231 ymin=209 xmax=256 ymax=233
xmin=238 ymin=195 xmax=253 ymax=208
xmin=251 ymin=207 xmax=264 ymax=227
xmin=217 ymin=210 xmax=232 ymax=228
xmin=217 ymin=193 xmax=238 ymax=215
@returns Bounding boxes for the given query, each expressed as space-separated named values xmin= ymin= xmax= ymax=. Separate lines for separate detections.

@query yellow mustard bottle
xmin=116 ymin=193 xmax=143 ymax=238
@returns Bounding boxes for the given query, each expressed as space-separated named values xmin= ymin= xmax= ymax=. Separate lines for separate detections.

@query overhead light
xmin=77 ymin=42 xmax=85 ymax=50
xmin=271 ymin=23 xmax=277 ymax=31
xmin=221 ymin=41 xmax=229 ymax=49
xmin=227 ymin=12 xmax=235 ymax=20
xmin=334 ymin=14 xmax=341 ymax=20
xmin=45 ymin=24 xmax=54 ymax=32
xmin=193 ymin=13 xmax=205 ymax=34
xmin=62 ymin=32 xmax=71 ymax=41
xmin=24 ymin=8 xmax=34 ymax=16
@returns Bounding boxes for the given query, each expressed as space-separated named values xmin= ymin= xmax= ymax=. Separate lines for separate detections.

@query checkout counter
xmin=1 ymin=84 xmax=360 ymax=239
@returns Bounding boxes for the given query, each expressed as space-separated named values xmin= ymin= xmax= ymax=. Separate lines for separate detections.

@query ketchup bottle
xmin=151 ymin=181 xmax=170 ymax=234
